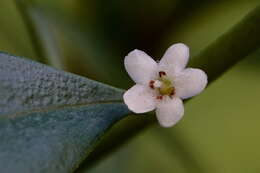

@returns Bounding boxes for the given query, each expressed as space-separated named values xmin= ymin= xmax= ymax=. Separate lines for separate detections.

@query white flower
xmin=123 ymin=43 xmax=208 ymax=128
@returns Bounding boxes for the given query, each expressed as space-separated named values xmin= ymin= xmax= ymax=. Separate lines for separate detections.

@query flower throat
xmin=149 ymin=71 xmax=175 ymax=99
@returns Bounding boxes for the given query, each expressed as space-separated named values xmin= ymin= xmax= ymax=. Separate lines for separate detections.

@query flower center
xmin=149 ymin=71 xmax=175 ymax=99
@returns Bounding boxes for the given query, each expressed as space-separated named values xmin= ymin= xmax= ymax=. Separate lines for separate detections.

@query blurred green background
xmin=2 ymin=0 xmax=260 ymax=172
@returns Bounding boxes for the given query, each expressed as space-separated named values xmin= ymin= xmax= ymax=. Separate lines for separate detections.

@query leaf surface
xmin=0 ymin=53 xmax=130 ymax=173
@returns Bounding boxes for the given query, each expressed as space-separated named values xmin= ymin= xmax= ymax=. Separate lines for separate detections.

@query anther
xmin=159 ymin=71 xmax=166 ymax=77
xmin=170 ymin=88 xmax=175 ymax=96
xmin=149 ymin=80 xmax=155 ymax=89
xmin=156 ymin=95 xmax=163 ymax=100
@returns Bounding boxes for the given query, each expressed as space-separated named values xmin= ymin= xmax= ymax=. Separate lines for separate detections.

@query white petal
xmin=159 ymin=43 xmax=189 ymax=74
xmin=156 ymin=97 xmax=184 ymax=128
xmin=124 ymin=49 xmax=158 ymax=85
xmin=123 ymin=84 xmax=156 ymax=113
xmin=174 ymin=68 xmax=208 ymax=99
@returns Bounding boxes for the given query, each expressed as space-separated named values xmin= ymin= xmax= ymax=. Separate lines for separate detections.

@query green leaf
xmin=0 ymin=1 xmax=36 ymax=59
xmin=14 ymin=0 xmax=64 ymax=68
xmin=0 ymin=52 xmax=130 ymax=173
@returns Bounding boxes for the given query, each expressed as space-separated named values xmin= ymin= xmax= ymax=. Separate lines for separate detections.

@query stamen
xmin=159 ymin=71 xmax=166 ymax=77
xmin=149 ymin=80 xmax=155 ymax=89
xmin=156 ymin=95 xmax=163 ymax=100
xmin=170 ymin=88 xmax=175 ymax=96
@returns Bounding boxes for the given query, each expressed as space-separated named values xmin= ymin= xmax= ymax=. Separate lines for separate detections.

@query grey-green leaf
xmin=0 ymin=53 xmax=130 ymax=173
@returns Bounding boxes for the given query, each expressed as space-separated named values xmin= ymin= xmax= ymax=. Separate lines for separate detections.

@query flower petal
xmin=159 ymin=43 xmax=189 ymax=74
xmin=174 ymin=68 xmax=208 ymax=99
xmin=123 ymin=84 xmax=156 ymax=113
xmin=156 ymin=97 xmax=184 ymax=128
xmin=124 ymin=49 xmax=158 ymax=85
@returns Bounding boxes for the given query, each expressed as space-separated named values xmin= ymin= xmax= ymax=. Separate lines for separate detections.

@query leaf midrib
xmin=3 ymin=100 xmax=124 ymax=119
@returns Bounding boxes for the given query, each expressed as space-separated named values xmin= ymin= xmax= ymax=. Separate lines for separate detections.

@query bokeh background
xmin=1 ymin=0 xmax=260 ymax=172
